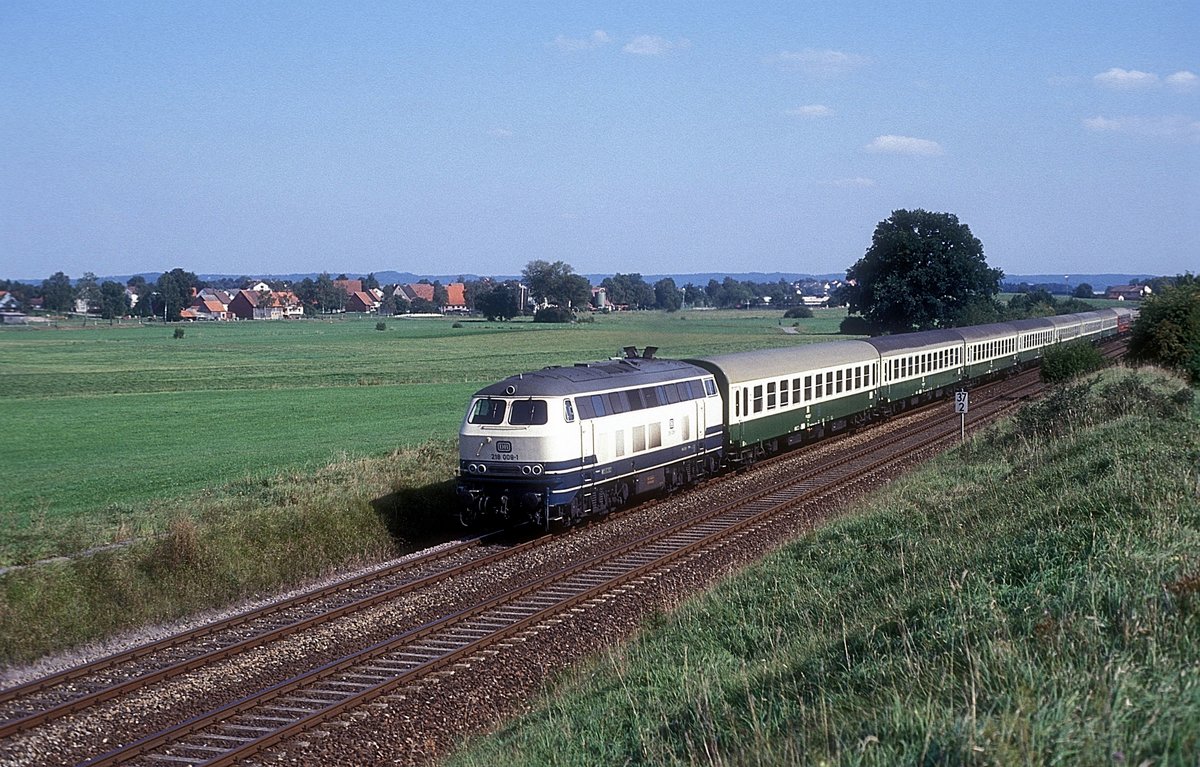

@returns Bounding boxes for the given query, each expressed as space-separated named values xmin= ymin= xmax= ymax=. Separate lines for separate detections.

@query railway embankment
xmin=450 ymin=367 xmax=1199 ymax=766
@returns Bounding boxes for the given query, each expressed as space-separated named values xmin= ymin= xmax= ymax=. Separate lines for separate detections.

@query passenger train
xmin=456 ymin=306 xmax=1134 ymax=527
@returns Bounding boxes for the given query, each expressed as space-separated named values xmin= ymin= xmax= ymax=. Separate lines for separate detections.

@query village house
xmin=345 ymin=290 xmax=380 ymax=313
xmin=229 ymin=289 xmax=304 ymax=319
xmin=1105 ymin=284 xmax=1152 ymax=301
xmin=393 ymin=282 xmax=468 ymax=313
xmin=334 ymin=278 xmax=363 ymax=295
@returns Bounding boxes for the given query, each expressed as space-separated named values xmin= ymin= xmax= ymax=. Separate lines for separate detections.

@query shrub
xmin=783 ymin=306 xmax=813 ymax=319
xmin=534 ymin=306 xmax=574 ymax=323
xmin=839 ymin=315 xmax=874 ymax=335
xmin=173 ymin=327 xmax=185 ymax=339
xmin=375 ymin=321 xmax=387 ymax=331
xmin=1128 ymin=277 xmax=1200 ymax=384
xmin=451 ymin=322 xmax=463 ymax=328
xmin=1040 ymin=340 xmax=1106 ymax=383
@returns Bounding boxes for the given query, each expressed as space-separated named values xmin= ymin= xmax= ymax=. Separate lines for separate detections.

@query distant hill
xmin=8 ymin=270 xmax=1160 ymax=292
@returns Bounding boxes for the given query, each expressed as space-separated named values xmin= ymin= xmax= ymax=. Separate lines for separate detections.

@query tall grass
xmin=450 ymin=368 xmax=1199 ymax=766
xmin=0 ymin=440 xmax=458 ymax=665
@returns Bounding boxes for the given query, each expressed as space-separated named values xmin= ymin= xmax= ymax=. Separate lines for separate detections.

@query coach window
xmin=780 ymin=379 xmax=789 ymax=407
xmin=753 ymin=384 xmax=764 ymax=413
xmin=564 ymin=399 xmax=575 ymax=423
xmin=468 ymin=398 xmax=506 ymax=425
xmin=767 ymin=381 xmax=777 ymax=409
xmin=793 ymin=377 xmax=802 ymax=403
xmin=815 ymin=373 xmax=824 ymax=399
xmin=804 ymin=375 xmax=813 ymax=402
xmin=832 ymin=369 xmax=840 ymax=393
xmin=825 ymin=371 xmax=833 ymax=395
xmin=854 ymin=366 xmax=862 ymax=390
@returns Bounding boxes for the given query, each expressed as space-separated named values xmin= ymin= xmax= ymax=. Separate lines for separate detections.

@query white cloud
xmin=1083 ymin=115 xmax=1200 ymax=142
xmin=551 ymin=30 xmax=611 ymax=51
xmin=1092 ymin=67 xmax=1200 ymax=92
xmin=1094 ymin=67 xmax=1160 ymax=89
xmin=864 ymin=135 xmax=944 ymax=156
xmin=785 ymin=104 xmax=834 ymax=118
xmin=622 ymin=35 xmax=689 ymax=56
xmin=1166 ymin=70 xmax=1199 ymax=91
xmin=829 ymin=177 xmax=876 ymax=188
xmin=770 ymin=48 xmax=867 ymax=76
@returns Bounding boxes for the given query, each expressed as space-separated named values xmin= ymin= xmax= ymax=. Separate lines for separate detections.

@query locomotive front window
xmin=509 ymin=399 xmax=549 ymax=425
xmin=469 ymin=398 xmax=506 ymax=425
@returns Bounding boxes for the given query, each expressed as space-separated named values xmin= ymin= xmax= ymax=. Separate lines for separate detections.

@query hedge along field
xmin=0 ymin=309 xmax=848 ymax=566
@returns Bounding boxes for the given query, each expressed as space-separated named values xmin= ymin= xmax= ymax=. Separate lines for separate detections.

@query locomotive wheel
xmin=458 ymin=499 xmax=482 ymax=528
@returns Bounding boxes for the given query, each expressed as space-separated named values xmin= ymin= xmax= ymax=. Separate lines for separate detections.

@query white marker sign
xmin=955 ymin=390 xmax=969 ymax=414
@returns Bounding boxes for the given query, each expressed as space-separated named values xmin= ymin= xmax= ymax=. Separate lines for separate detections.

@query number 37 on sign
xmin=955 ymin=390 xmax=969 ymax=414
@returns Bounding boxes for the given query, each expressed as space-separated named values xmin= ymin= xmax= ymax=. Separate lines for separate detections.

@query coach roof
xmin=864 ymin=329 xmax=962 ymax=355
xmin=686 ymin=341 xmax=878 ymax=385
xmin=472 ymin=357 xmax=709 ymax=398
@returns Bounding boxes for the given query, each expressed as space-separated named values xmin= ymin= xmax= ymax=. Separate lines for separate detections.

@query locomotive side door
xmin=578 ymin=408 xmax=596 ymax=493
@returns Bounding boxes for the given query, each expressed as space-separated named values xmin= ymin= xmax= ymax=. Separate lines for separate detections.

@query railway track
xmin=2 ymin=343 xmax=1127 ymax=765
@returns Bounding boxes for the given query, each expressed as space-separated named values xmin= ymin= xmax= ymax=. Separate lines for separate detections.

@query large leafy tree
xmin=99 ymin=281 xmax=130 ymax=319
xmin=41 ymin=271 xmax=75 ymax=313
xmin=475 ymin=281 xmax=522 ymax=320
xmin=155 ymin=268 xmax=199 ymax=321
xmin=602 ymin=273 xmax=655 ymax=309
xmin=522 ymin=260 xmax=591 ymax=308
xmin=653 ymin=277 xmax=683 ymax=312
xmin=1129 ymin=274 xmax=1200 ymax=383
xmin=844 ymin=209 xmax=1003 ymax=333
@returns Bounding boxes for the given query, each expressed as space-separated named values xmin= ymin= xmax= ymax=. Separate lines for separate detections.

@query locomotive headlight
xmin=520 ymin=465 xmax=531 ymax=475
xmin=467 ymin=463 xmax=478 ymax=474
xmin=531 ymin=464 xmax=543 ymax=475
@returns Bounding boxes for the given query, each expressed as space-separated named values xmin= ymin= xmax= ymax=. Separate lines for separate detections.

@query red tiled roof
xmin=335 ymin=279 xmax=363 ymax=294
xmin=405 ymin=283 xmax=435 ymax=302
xmin=445 ymin=283 xmax=466 ymax=307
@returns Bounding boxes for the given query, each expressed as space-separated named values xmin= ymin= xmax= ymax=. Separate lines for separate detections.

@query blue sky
xmin=2 ymin=1 xmax=1196 ymax=280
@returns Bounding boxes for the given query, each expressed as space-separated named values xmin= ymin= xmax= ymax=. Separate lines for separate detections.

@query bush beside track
xmin=450 ymin=367 xmax=1199 ymax=766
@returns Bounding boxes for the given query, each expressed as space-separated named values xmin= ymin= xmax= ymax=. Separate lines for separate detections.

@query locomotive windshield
xmin=467 ymin=398 xmax=550 ymax=425
xmin=468 ymin=398 xmax=506 ymax=424
xmin=508 ymin=399 xmax=549 ymax=425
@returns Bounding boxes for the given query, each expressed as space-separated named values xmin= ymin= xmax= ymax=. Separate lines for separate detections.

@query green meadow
xmin=0 ymin=310 xmax=845 ymax=566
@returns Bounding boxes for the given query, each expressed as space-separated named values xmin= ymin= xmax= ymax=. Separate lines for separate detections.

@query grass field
xmin=0 ymin=309 xmax=847 ymax=566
